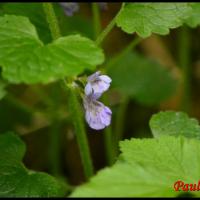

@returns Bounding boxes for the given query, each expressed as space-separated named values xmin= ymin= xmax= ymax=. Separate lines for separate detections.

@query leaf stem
xmin=92 ymin=3 xmax=101 ymax=39
xmin=106 ymin=36 xmax=142 ymax=71
xmin=95 ymin=16 xmax=116 ymax=46
xmin=68 ymin=87 xmax=94 ymax=180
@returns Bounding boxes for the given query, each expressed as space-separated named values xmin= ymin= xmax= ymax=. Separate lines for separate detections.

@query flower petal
xmin=85 ymin=83 xmax=93 ymax=96
xmin=99 ymin=75 xmax=112 ymax=83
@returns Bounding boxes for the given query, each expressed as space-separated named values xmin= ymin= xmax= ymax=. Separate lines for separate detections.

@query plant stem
xmin=96 ymin=16 xmax=116 ymax=46
xmin=104 ymin=126 xmax=115 ymax=166
xmin=68 ymin=87 xmax=94 ymax=179
xmin=106 ymin=36 xmax=142 ymax=71
xmin=114 ymin=96 xmax=129 ymax=155
xmin=43 ymin=2 xmax=94 ymax=180
xmin=92 ymin=3 xmax=101 ymax=39
xmin=49 ymin=116 xmax=62 ymax=176
xmin=102 ymin=95 xmax=115 ymax=166
xmin=43 ymin=3 xmax=61 ymax=39
xmin=178 ymin=26 xmax=191 ymax=112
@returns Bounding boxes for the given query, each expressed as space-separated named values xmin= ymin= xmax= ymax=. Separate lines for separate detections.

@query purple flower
xmin=84 ymin=95 xmax=112 ymax=130
xmin=59 ymin=2 xmax=79 ymax=16
xmin=84 ymin=71 xmax=112 ymax=99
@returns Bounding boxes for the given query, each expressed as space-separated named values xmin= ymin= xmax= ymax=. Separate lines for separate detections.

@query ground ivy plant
xmin=0 ymin=2 xmax=200 ymax=198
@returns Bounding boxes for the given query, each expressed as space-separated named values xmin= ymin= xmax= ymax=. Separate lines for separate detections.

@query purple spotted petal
xmin=99 ymin=75 xmax=112 ymax=83
xmin=85 ymin=71 xmax=112 ymax=99
xmin=85 ymin=82 xmax=92 ymax=96
xmin=84 ymin=96 xmax=112 ymax=130
xmin=87 ymin=71 xmax=101 ymax=82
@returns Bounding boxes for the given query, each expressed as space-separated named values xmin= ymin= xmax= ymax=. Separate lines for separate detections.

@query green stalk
xmin=43 ymin=3 xmax=94 ymax=180
xmin=43 ymin=3 xmax=61 ymax=39
xmin=178 ymin=26 xmax=191 ymax=112
xmin=102 ymin=96 xmax=115 ymax=166
xmin=114 ymin=96 xmax=129 ymax=152
xmin=92 ymin=3 xmax=101 ymax=39
xmin=104 ymin=126 xmax=115 ymax=166
xmin=68 ymin=87 xmax=94 ymax=179
xmin=96 ymin=16 xmax=116 ymax=46
xmin=106 ymin=37 xmax=142 ymax=71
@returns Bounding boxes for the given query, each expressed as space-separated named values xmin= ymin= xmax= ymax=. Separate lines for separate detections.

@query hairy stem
xmin=68 ymin=87 xmax=94 ymax=179
xmin=92 ymin=3 xmax=101 ymax=39
xmin=114 ymin=96 xmax=129 ymax=155
xmin=43 ymin=3 xmax=61 ymax=39
xmin=106 ymin=36 xmax=142 ymax=71
xmin=96 ymin=16 xmax=116 ymax=46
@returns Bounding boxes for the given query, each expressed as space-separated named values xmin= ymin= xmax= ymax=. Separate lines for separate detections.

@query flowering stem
xmin=106 ymin=36 xmax=142 ymax=71
xmin=114 ymin=96 xmax=129 ymax=155
xmin=104 ymin=126 xmax=115 ymax=166
xmin=68 ymin=87 xmax=94 ymax=179
xmin=43 ymin=3 xmax=94 ymax=180
xmin=178 ymin=26 xmax=191 ymax=113
xmin=96 ymin=16 xmax=116 ymax=46
xmin=92 ymin=3 xmax=101 ymax=39
xmin=102 ymin=95 xmax=115 ymax=166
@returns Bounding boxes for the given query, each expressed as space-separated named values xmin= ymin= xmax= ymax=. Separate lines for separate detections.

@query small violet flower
xmin=59 ymin=2 xmax=79 ymax=16
xmin=83 ymin=95 xmax=112 ymax=130
xmin=84 ymin=71 xmax=112 ymax=99
xmin=83 ymin=71 xmax=112 ymax=130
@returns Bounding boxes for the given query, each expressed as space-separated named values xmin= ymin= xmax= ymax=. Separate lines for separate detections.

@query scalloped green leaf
xmin=71 ymin=136 xmax=200 ymax=197
xmin=185 ymin=3 xmax=200 ymax=28
xmin=149 ymin=111 xmax=200 ymax=139
xmin=116 ymin=3 xmax=192 ymax=38
xmin=0 ymin=15 xmax=104 ymax=84
xmin=0 ymin=132 xmax=67 ymax=197
xmin=107 ymin=52 xmax=177 ymax=105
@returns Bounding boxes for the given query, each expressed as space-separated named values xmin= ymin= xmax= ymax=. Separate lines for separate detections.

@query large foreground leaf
xmin=185 ymin=3 xmax=200 ymax=28
xmin=71 ymin=136 xmax=200 ymax=197
xmin=0 ymin=15 xmax=104 ymax=84
xmin=116 ymin=3 xmax=191 ymax=38
xmin=0 ymin=132 xmax=67 ymax=197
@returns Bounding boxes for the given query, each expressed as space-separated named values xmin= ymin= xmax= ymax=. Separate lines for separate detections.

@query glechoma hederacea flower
xmin=83 ymin=71 xmax=112 ymax=130
xmin=84 ymin=71 xmax=112 ymax=99
xmin=83 ymin=94 xmax=112 ymax=130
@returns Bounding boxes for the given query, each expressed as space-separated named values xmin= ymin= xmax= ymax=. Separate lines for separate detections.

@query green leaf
xmin=150 ymin=111 xmax=200 ymax=139
xmin=71 ymin=136 xmax=200 ymax=197
xmin=0 ymin=15 xmax=104 ymax=84
xmin=185 ymin=3 xmax=200 ymax=28
xmin=107 ymin=52 xmax=177 ymax=105
xmin=1 ymin=3 xmax=93 ymax=43
xmin=0 ymin=132 xmax=67 ymax=197
xmin=116 ymin=3 xmax=192 ymax=38
xmin=2 ymin=3 xmax=51 ymax=43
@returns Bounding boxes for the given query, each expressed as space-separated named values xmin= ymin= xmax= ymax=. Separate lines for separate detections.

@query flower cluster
xmin=83 ymin=71 xmax=112 ymax=130
xmin=59 ymin=2 xmax=108 ymax=17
